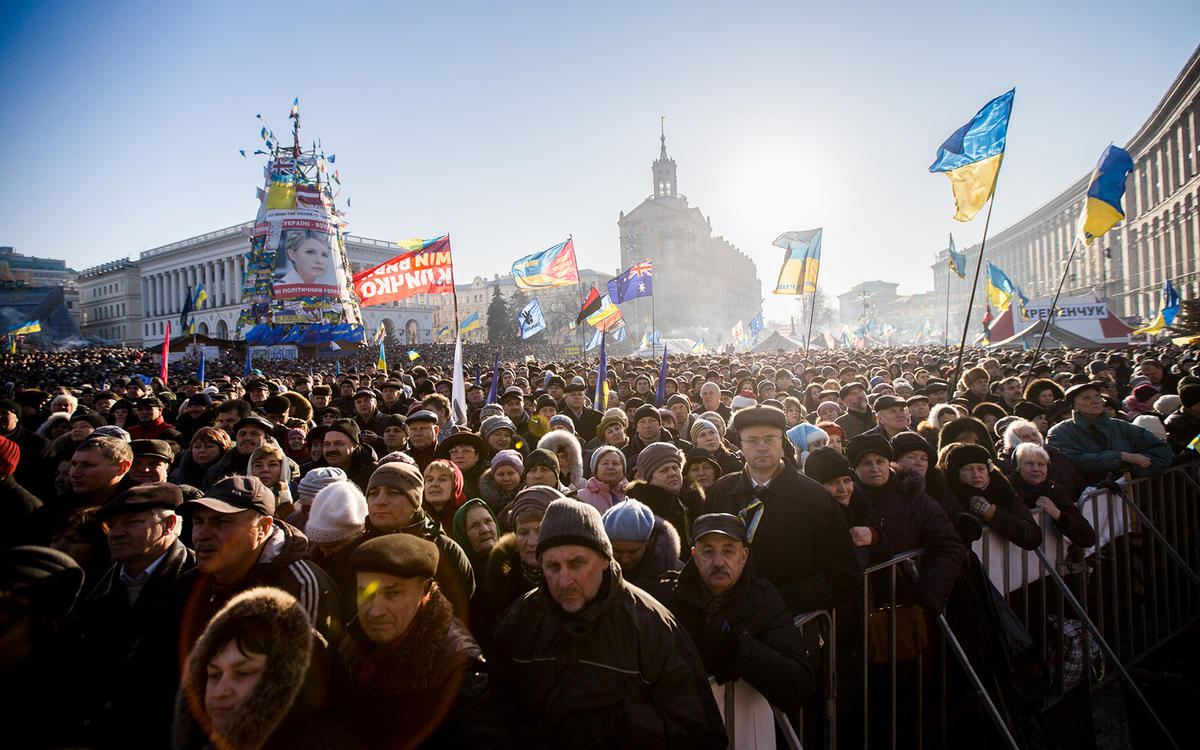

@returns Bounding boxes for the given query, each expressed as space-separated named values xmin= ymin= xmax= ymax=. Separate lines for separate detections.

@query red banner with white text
xmin=352 ymin=236 xmax=454 ymax=307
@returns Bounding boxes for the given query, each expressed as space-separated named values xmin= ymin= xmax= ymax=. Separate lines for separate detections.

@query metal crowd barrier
xmin=855 ymin=461 xmax=1200 ymax=749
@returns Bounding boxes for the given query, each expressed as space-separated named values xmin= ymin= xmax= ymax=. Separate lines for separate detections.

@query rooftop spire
xmin=659 ymin=115 xmax=668 ymax=159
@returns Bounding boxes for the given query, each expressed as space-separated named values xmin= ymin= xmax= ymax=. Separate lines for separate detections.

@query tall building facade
xmin=76 ymin=222 xmax=434 ymax=347
xmin=933 ymin=44 xmax=1200 ymax=326
xmin=616 ymin=131 xmax=761 ymax=342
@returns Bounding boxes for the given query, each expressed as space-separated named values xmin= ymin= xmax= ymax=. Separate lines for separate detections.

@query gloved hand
xmin=953 ymin=512 xmax=983 ymax=543
xmin=968 ymin=496 xmax=992 ymax=517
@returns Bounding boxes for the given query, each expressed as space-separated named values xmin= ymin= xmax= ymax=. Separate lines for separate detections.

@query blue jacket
xmin=1047 ymin=412 xmax=1171 ymax=482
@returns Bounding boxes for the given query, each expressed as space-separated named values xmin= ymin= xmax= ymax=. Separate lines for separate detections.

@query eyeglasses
xmin=740 ymin=435 xmax=782 ymax=447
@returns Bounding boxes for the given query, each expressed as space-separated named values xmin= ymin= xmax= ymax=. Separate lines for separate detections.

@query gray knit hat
xmin=536 ymin=498 xmax=612 ymax=560
xmin=297 ymin=466 xmax=348 ymax=507
xmin=636 ymin=442 xmax=682 ymax=482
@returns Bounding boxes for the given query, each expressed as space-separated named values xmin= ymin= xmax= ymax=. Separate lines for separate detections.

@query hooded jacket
xmin=173 ymin=587 xmax=363 ymax=750
xmin=492 ymin=562 xmax=727 ymax=749
xmin=537 ymin=430 xmax=584 ymax=490
xmin=666 ymin=560 xmax=816 ymax=714
xmin=621 ymin=514 xmax=683 ymax=599
xmin=178 ymin=520 xmax=341 ymax=650
xmin=477 ymin=467 xmax=523 ymax=532
xmin=856 ymin=469 xmax=967 ymax=613
xmin=484 ymin=531 xmax=540 ymax=626
xmin=334 ymin=585 xmax=506 ymax=749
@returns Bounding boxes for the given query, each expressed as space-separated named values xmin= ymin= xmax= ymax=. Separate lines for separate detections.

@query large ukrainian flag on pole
xmin=512 ymin=239 xmax=580 ymax=291
xmin=929 ymin=89 xmax=1015 ymax=222
xmin=771 ymin=228 xmax=822 ymax=295
xmin=985 ymin=262 xmax=1016 ymax=309
xmin=1078 ymin=145 xmax=1134 ymax=245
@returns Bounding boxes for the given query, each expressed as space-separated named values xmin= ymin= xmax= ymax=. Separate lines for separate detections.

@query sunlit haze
xmin=3 ymin=1 xmax=1197 ymax=323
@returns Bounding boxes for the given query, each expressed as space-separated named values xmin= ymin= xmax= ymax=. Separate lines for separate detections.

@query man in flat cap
xmin=335 ymin=534 xmax=505 ymax=748
xmin=177 ymin=475 xmax=339 ymax=647
xmin=704 ymin=406 xmax=861 ymax=618
xmin=559 ymin=381 xmax=602 ymax=442
xmin=129 ymin=439 xmax=174 ymax=485
xmin=665 ymin=513 xmax=816 ymax=718
xmin=492 ymin=498 xmax=726 ymax=748
xmin=74 ymin=483 xmax=194 ymax=747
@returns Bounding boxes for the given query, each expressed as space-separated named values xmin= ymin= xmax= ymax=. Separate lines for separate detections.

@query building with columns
xmin=616 ymin=130 xmax=762 ymax=343
xmin=77 ymin=222 xmax=435 ymax=347
xmin=932 ymin=44 xmax=1200 ymax=329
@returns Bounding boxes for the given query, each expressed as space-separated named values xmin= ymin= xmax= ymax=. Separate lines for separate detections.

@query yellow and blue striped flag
xmin=947 ymin=234 xmax=966 ymax=278
xmin=1079 ymin=145 xmax=1134 ymax=245
xmin=985 ymin=262 xmax=1016 ymax=310
xmin=930 ymin=89 xmax=1015 ymax=221
xmin=377 ymin=341 xmax=387 ymax=371
xmin=8 ymin=320 xmax=41 ymax=335
xmin=772 ymin=228 xmax=822 ymax=295
xmin=460 ymin=312 xmax=481 ymax=333
xmin=194 ymin=284 xmax=208 ymax=308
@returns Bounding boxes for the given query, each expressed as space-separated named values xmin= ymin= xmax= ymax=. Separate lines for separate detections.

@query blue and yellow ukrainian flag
xmin=930 ymin=89 xmax=1015 ymax=221
xmin=436 ymin=325 xmax=451 ymax=338
xmin=377 ymin=341 xmax=387 ymax=371
xmin=459 ymin=312 xmax=481 ymax=333
xmin=373 ymin=320 xmax=386 ymax=344
xmin=397 ymin=234 xmax=449 ymax=252
xmin=511 ymin=239 xmax=580 ymax=291
xmin=8 ymin=320 xmax=41 ymax=335
xmin=691 ymin=339 xmax=705 ymax=353
xmin=1079 ymin=145 xmax=1134 ymax=245
xmin=947 ymin=234 xmax=966 ymax=278
xmin=985 ymin=262 xmax=1016 ymax=309
xmin=771 ymin=228 xmax=822 ymax=295
xmin=407 ymin=350 xmax=420 ymax=361
xmin=194 ymin=284 xmax=208 ymax=309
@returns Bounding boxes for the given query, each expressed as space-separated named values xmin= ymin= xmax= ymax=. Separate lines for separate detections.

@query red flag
xmin=576 ymin=286 xmax=602 ymax=325
xmin=352 ymin=236 xmax=454 ymax=307
xmin=161 ymin=322 xmax=170 ymax=382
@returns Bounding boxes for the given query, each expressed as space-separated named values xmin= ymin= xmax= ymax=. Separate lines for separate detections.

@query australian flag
xmin=607 ymin=259 xmax=653 ymax=303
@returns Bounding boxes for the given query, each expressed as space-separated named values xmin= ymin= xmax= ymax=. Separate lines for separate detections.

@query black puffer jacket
xmin=705 ymin=466 xmax=862 ymax=617
xmin=857 ymin=469 xmax=967 ymax=613
xmin=492 ymin=563 xmax=726 ymax=749
xmin=335 ymin=586 xmax=507 ymax=749
xmin=666 ymin=561 xmax=816 ymax=714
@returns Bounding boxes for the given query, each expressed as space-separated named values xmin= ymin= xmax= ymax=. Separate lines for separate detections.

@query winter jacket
xmin=352 ymin=512 xmax=476 ymax=621
xmin=127 ymin=416 xmax=176 ymax=440
xmin=173 ymin=587 xmax=365 ymax=750
xmin=1164 ymin=408 xmax=1200 ymax=453
xmin=1007 ymin=474 xmax=1097 ymax=548
xmin=1 ymin=423 xmax=53 ymax=500
xmin=835 ymin=408 xmax=876 ymax=440
xmin=857 ymin=469 xmax=967 ymax=613
xmin=484 ymin=532 xmax=540 ymax=626
xmin=0 ymin=474 xmax=42 ymax=548
xmin=665 ymin=561 xmax=816 ymax=714
xmin=704 ymin=465 xmax=862 ymax=617
xmin=622 ymin=430 xmax=693 ymax=478
xmin=1047 ymin=412 xmax=1172 ymax=483
xmin=621 ymin=514 xmax=683 ymax=600
xmin=574 ymin=475 xmax=628 ymax=514
xmin=477 ymin=468 xmax=522 ymax=532
xmin=492 ymin=562 xmax=727 ymax=749
xmin=335 ymin=586 xmax=507 ymax=749
xmin=560 ymin=404 xmax=603 ymax=445
xmin=624 ymin=479 xmax=703 ymax=547
xmin=173 ymin=409 xmax=215 ymax=447
xmin=177 ymin=520 xmax=341 ymax=650
xmin=306 ymin=443 xmax=379 ymax=492
xmin=201 ymin=446 xmax=257 ymax=490
xmin=168 ymin=450 xmax=218 ymax=488
xmin=537 ymin=430 xmax=584 ymax=489
xmin=946 ymin=470 xmax=1043 ymax=550
xmin=75 ymin=539 xmax=195 ymax=748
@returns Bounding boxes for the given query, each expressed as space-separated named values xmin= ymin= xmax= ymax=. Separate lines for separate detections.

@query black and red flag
xmin=576 ymin=285 xmax=602 ymax=325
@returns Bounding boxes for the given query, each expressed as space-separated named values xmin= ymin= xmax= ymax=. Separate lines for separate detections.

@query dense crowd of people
xmin=2 ymin=340 xmax=1198 ymax=748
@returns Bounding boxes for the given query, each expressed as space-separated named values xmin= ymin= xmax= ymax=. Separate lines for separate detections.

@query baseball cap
xmin=180 ymin=475 xmax=275 ymax=516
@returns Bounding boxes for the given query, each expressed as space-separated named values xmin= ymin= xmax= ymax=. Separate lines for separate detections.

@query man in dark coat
xmin=704 ymin=406 xmax=862 ymax=617
xmin=559 ymin=382 xmax=602 ymax=443
xmin=492 ymin=499 xmax=726 ymax=749
xmin=1164 ymin=384 xmax=1200 ymax=453
xmin=0 ymin=398 xmax=53 ymax=500
xmin=335 ymin=534 xmax=507 ymax=749
xmin=666 ymin=513 xmax=816 ymax=715
xmin=74 ymin=483 xmax=195 ymax=748
xmin=834 ymin=383 xmax=875 ymax=440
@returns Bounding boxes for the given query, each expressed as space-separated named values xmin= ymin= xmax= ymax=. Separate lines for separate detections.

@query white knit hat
xmin=305 ymin=481 xmax=367 ymax=544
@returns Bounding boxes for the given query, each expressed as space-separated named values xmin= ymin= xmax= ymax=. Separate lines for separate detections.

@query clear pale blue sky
xmin=2 ymin=1 xmax=1197 ymax=323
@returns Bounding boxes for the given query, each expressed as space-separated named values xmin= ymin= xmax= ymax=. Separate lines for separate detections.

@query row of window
xmin=92 ymin=282 xmax=122 ymax=297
